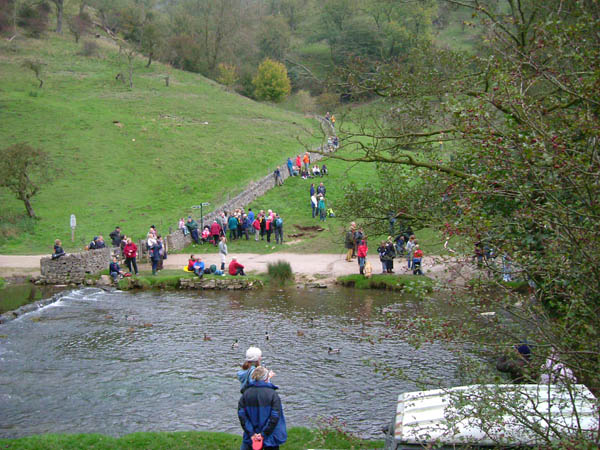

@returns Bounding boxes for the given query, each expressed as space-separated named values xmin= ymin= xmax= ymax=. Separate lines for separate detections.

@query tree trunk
xmin=79 ymin=0 xmax=86 ymax=15
xmin=54 ymin=0 xmax=64 ymax=33
xmin=146 ymin=52 xmax=153 ymax=68
xmin=22 ymin=195 xmax=37 ymax=218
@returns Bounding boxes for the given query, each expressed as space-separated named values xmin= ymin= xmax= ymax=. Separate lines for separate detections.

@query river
xmin=0 ymin=286 xmax=460 ymax=439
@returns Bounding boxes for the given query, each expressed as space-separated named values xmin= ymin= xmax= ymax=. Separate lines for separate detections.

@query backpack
xmin=275 ymin=218 xmax=283 ymax=228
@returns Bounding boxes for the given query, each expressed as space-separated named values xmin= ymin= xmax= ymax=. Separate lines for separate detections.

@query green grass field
xmin=0 ymin=428 xmax=384 ymax=449
xmin=0 ymin=34 xmax=320 ymax=254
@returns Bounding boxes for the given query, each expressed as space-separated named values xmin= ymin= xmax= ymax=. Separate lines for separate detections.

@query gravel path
xmin=0 ymin=252 xmax=474 ymax=284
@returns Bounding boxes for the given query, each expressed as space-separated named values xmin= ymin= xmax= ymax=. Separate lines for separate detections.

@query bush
xmin=0 ymin=0 xmax=15 ymax=35
xmin=217 ymin=63 xmax=238 ymax=88
xmin=267 ymin=260 xmax=293 ymax=284
xmin=316 ymin=92 xmax=339 ymax=113
xmin=295 ymin=89 xmax=316 ymax=115
xmin=17 ymin=2 xmax=50 ymax=38
xmin=80 ymin=40 xmax=98 ymax=57
xmin=253 ymin=58 xmax=291 ymax=103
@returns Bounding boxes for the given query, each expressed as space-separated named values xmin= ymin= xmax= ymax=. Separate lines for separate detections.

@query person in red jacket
xmin=229 ymin=258 xmax=246 ymax=276
xmin=413 ymin=244 xmax=424 ymax=275
xmin=210 ymin=220 xmax=222 ymax=247
xmin=123 ymin=238 xmax=138 ymax=275
xmin=357 ymin=239 xmax=368 ymax=275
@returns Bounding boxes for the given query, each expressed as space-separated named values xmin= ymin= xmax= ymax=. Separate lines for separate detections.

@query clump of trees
xmin=328 ymin=0 xmax=600 ymax=445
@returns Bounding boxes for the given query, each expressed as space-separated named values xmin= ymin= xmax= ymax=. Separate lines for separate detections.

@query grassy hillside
xmin=0 ymin=34 xmax=320 ymax=254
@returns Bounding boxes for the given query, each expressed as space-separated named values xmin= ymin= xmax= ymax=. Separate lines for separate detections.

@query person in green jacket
xmin=186 ymin=216 xmax=200 ymax=244
xmin=318 ymin=195 xmax=327 ymax=222
xmin=228 ymin=214 xmax=239 ymax=241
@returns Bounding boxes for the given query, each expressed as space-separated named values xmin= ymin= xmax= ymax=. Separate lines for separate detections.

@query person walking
xmin=274 ymin=214 xmax=284 ymax=244
xmin=123 ymin=238 xmax=138 ymax=275
xmin=238 ymin=366 xmax=287 ymax=450
xmin=228 ymin=214 xmax=239 ymax=241
xmin=218 ymin=236 xmax=228 ymax=271
xmin=148 ymin=234 xmax=161 ymax=275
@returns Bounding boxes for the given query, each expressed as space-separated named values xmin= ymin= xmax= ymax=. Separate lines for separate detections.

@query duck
xmin=328 ymin=346 xmax=341 ymax=354
xmin=203 ymin=333 xmax=212 ymax=341
xmin=231 ymin=339 xmax=239 ymax=349
xmin=297 ymin=330 xmax=305 ymax=337
xmin=265 ymin=331 xmax=270 ymax=341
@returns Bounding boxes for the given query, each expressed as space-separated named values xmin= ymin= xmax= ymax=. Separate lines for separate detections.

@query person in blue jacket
xmin=286 ymin=157 xmax=294 ymax=176
xmin=238 ymin=366 xmax=287 ymax=450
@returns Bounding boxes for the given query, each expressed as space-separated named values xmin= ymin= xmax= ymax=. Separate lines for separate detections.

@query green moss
xmin=338 ymin=273 xmax=434 ymax=293
xmin=0 ymin=428 xmax=383 ymax=449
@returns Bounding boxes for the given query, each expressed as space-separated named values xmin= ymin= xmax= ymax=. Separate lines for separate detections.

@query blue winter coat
xmin=238 ymin=381 xmax=287 ymax=447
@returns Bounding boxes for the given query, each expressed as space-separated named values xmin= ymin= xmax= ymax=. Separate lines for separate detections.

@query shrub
xmin=80 ymin=40 xmax=98 ymax=57
xmin=217 ymin=63 xmax=238 ymax=88
xmin=267 ymin=260 xmax=293 ymax=284
xmin=68 ymin=12 xmax=91 ymax=43
xmin=253 ymin=58 xmax=291 ymax=102
xmin=17 ymin=1 xmax=50 ymax=38
xmin=316 ymin=92 xmax=339 ymax=112
xmin=0 ymin=0 xmax=15 ymax=35
xmin=296 ymin=89 xmax=316 ymax=115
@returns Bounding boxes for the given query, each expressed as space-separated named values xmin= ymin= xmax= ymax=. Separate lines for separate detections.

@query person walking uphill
xmin=238 ymin=366 xmax=287 ymax=450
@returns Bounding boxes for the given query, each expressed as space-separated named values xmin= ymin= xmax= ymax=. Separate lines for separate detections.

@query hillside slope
xmin=0 ymin=35 xmax=320 ymax=253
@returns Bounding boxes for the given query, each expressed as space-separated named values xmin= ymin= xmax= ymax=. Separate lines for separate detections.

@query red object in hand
xmin=252 ymin=434 xmax=263 ymax=450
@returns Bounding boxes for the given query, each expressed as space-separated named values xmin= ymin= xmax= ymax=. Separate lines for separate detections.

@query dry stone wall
xmin=39 ymin=248 xmax=111 ymax=284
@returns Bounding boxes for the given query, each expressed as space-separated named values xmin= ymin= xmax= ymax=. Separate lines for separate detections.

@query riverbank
xmin=0 ymin=253 xmax=475 ymax=286
xmin=0 ymin=427 xmax=384 ymax=449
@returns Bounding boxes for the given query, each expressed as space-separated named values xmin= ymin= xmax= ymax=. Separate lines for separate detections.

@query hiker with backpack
xmin=274 ymin=214 xmax=284 ymax=244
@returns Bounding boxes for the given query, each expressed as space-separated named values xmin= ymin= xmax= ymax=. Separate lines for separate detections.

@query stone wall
xmin=165 ymin=143 xmax=334 ymax=252
xmin=39 ymin=247 xmax=111 ymax=284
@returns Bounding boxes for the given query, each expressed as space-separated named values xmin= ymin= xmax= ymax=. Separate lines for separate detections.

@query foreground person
xmin=238 ymin=366 xmax=287 ymax=450
xmin=229 ymin=258 xmax=246 ymax=276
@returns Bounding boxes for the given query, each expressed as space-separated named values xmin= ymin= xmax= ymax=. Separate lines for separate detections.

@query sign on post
xmin=70 ymin=214 xmax=77 ymax=242
xmin=191 ymin=202 xmax=210 ymax=230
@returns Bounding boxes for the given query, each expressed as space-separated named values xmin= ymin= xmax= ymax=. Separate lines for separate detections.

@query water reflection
xmin=0 ymin=287 xmax=460 ymax=439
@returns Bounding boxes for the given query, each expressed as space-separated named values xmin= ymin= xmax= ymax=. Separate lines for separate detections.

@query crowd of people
xmin=180 ymin=208 xmax=285 ymax=246
xmin=344 ymin=222 xmax=425 ymax=276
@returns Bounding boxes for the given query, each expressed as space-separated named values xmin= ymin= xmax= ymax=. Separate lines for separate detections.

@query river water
xmin=0 ymin=286 xmax=460 ymax=439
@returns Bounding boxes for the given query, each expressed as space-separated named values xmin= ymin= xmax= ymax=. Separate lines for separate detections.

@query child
xmin=52 ymin=239 xmax=66 ymax=260
xmin=187 ymin=254 xmax=196 ymax=272
xmin=413 ymin=245 xmax=423 ymax=275
xmin=109 ymin=256 xmax=123 ymax=282
xmin=357 ymin=239 xmax=368 ymax=275
xmin=237 ymin=346 xmax=271 ymax=393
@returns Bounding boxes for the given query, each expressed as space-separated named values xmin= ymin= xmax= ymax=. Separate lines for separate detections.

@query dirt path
xmin=0 ymin=252 xmax=474 ymax=284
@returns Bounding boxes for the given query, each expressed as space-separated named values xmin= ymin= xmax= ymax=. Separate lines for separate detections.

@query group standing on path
xmin=343 ymin=222 xmax=426 ymax=276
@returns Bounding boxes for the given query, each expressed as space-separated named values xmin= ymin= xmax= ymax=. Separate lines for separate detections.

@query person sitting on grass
xmin=321 ymin=164 xmax=328 ymax=176
xmin=229 ymin=257 xmax=246 ymax=276
xmin=193 ymin=256 xmax=205 ymax=278
xmin=109 ymin=256 xmax=124 ymax=282
xmin=312 ymin=164 xmax=320 ymax=177
xmin=52 ymin=239 xmax=66 ymax=260
xmin=188 ymin=254 xmax=196 ymax=272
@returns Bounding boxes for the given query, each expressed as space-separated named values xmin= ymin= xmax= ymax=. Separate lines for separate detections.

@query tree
xmin=67 ymin=12 xmax=91 ymax=43
xmin=252 ymin=58 xmax=291 ymax=102
xmin=22 ymin=59 xmax=45 ymax=87
xmin=325 ymin=0 xmax=600 ymax=444
xmin=0 ymin=143 xmax=53 ymax=219
xmin=49 ymin=0 xmax=63 ymax=33
xmin=17 ymin=1 xmax=50 ymax=38
xmin=258 ymin=15 xmax=290 ymax=61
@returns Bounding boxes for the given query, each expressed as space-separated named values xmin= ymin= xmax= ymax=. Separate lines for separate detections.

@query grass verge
xmin=338 ymin=273 xmax=435 ymax=293
xmin=0 ymin=427 xmax=384 ymax=449
xmin=116 ymin=269 xmax=265 ymax=290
